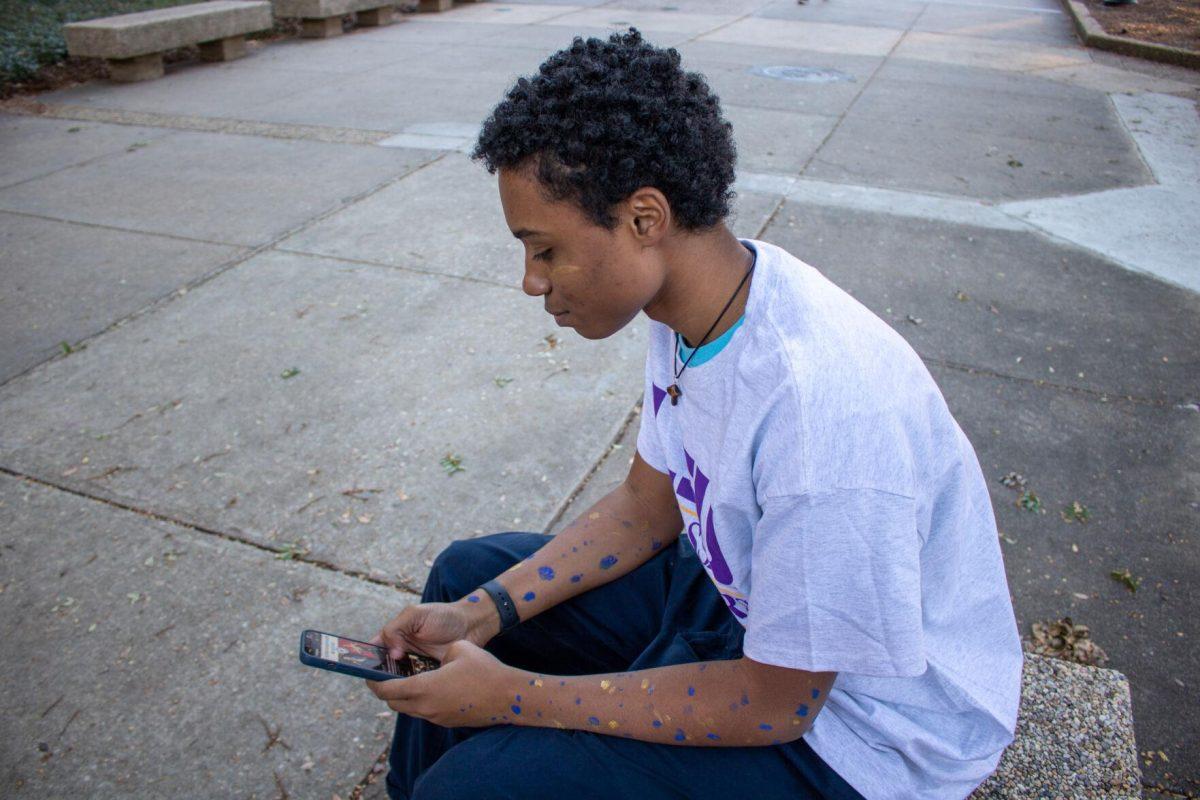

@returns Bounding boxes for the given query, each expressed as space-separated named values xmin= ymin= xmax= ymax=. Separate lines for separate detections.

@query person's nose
xmin=522 ymin=260 xmax=550 ymax=298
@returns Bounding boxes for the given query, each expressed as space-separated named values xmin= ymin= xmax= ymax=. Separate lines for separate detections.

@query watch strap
xmin=479 ymin=578 xmax=520 ymax=633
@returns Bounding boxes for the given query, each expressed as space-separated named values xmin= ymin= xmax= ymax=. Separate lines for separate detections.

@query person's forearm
xmin=454 ymin=483 xmax=682 ymax=643
xmin=490 ymin=658 xmax=823 ymax=746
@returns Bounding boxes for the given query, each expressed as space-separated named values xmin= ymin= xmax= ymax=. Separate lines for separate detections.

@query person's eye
xmin=533 ymin=249 xmax=553 ymax=262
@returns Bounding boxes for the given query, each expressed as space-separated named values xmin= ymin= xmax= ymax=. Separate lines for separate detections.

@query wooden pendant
xmin=667 ymin=384 xmax=682 ymax=406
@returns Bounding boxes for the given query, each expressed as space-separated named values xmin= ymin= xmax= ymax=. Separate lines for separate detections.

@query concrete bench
xmin=273 ymin=0 xmax=397 ymax=37
xmin=416 ymin=0 xmax=483 ymax=14
xmin=63 ymin=0 xmax=272 ymax=82
xmin=970 ymin=653 xmax=1141 ymax=798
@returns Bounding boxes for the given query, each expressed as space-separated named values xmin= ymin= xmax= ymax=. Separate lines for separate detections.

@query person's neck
xmin=643 ymin=225 xmax=754 ymax=349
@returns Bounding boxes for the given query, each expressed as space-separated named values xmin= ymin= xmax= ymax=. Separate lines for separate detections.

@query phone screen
xmin=305 ymin=631 xmax=414 ymax=677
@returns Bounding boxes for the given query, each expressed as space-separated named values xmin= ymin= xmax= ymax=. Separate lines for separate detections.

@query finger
xmin=373 ymin=675 xmax=420 ymax=702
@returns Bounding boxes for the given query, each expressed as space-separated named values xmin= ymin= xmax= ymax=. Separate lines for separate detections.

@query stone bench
xmin=273 ymin=0 xmax=397 ymax=37
xmin=970 ymin=653 xmax=1141 ymax=798
xmin=63 ymin=0 xmax=272 ymax=82
xmin=414 ymin=0 xmax=483 ymax=14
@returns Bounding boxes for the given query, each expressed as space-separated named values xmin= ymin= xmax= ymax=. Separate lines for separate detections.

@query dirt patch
xmin=1080 ymin=0 xmax=1200 ymax=52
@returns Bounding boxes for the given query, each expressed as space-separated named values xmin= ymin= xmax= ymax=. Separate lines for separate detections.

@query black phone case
xmin=298 ymin=629 xmax=408 ymax=682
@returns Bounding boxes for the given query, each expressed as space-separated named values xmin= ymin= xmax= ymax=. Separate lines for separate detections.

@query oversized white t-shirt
xmin=636 ymin=237 xmax=1023 ymax=800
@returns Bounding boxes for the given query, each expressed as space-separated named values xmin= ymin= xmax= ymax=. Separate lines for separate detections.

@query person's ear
xmin=627 ymin=187 xmax=669 ymax=242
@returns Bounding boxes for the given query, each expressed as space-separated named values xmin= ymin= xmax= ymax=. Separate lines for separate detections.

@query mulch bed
xmin=1079 ymin=0 xmax=1200 ymax=52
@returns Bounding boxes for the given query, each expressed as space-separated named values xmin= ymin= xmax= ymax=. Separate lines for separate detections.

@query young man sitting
xmin=366 ymin=27 xmax=1022 ymax=800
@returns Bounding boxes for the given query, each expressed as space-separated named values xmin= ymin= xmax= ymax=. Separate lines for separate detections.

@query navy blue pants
xmin=385 ymin=531 xmax=865 ymax=800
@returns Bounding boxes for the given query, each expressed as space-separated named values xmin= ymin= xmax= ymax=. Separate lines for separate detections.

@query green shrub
xmin=0 ymin=0 xmax=204 ymax=85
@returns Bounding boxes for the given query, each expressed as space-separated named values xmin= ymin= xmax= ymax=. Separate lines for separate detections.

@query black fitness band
xmin=479 ymin=578 xmax=520 ymax=633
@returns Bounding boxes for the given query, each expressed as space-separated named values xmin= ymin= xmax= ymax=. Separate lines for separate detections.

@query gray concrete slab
xmin=0 ymin=131 xmax=439 ymax=246
xmin=874 ymin=54 xmax=1120 ymax=99
xmin=604 ymin=0 xmax=767 ymax=14
xmin=762 ymin=201 xmax=1200 ymax=403
xmin=892 ymin=30 xmax=1090 ymax=72
xmin=926 ymin=363 xmax=1199 ymax=784
xmin=36 ymin=59 xmax=348 ymax=119
xmin=847 ymin=75 xmax=1128 ymax=147
xmin=249 ymin=71 xmax=513 ymax=131
xmin=278 ymin=152 xmax=520 ymax=282
xmin=0 ymin=115 xmax=175 ymax=190
xmin=697 ymin=17 xmax=905 ymax=58
xmin=1000 ymin=93 xmax=1200 ymax=295
xmin=224 ymin=34 xmax=441 ymax=75
xmin=502 ymin=0 xmax=608 ymax=6
xmin=0 ymin=247 xmax=647 ymax=585
xmin=753 ymin=0 xmax=925 ymax=31
xmin=473 ymin=21 xmax=691 ymax=49
xmin=0 ymin=472 xmax=410 ymax=798
xmin=550 ymin=403 xmax=639 ymax=535
xmin=805 ymin=114 xmax=1151 ymax=201
xmin=728 ymin=188 xmax=782 ymax=241
xmin=723 ymin=103 xmax=840 ymax=175
xmin=682 ymin=58 xmax=873 ymax=119
xmin=0 ymin=212 xmax=245 ymax=384
xmin=911 ymin=2 xmax=1077 ymax=46
xmin=367 ymin=42 xmax=558 ymax=83
xmin=548 ymin=6 xmax=741 ymax=37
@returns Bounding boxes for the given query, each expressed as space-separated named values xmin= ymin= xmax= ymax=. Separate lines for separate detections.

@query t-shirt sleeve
xmin=742 ymin=488 xmax=927 ymax=678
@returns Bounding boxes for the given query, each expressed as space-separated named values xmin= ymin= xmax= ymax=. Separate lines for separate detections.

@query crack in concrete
xmin=0 ymin=465 xmax=424 ymax=596
xmin=541 ymin=400 xmax=643 ymax=536
xmin=924 ymin=354 xmax=1173 ymax=407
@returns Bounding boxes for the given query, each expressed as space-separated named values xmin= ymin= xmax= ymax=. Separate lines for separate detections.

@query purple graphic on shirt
xmin=651 ymin=384 xmax=748 ymax=620
xmin=652 ymin=384 xmax=668 ymax=417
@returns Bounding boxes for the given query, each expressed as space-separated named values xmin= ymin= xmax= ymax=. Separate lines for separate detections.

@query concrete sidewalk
xmin=1 ymin=0 xmax=1197 ymax=797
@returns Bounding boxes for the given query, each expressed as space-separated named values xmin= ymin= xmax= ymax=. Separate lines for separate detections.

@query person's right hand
xmin=370 ymin=601 xmax=487 ymax=663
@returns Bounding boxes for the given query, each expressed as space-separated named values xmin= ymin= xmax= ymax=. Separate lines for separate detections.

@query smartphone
xmin=299 ymin=629 xmax=440 ymax=681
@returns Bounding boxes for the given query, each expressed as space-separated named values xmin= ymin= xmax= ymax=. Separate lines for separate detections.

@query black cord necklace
xmin=667 ymin=256 xmax=755 ymax=406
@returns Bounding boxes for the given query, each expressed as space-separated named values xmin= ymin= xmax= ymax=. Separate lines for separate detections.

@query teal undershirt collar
xmin=675 ymin=313 xmax=745 ymax=368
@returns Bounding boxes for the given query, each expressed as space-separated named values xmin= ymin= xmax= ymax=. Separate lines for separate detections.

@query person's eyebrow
xmin=511 ymin=228 xmax=544 ymax=240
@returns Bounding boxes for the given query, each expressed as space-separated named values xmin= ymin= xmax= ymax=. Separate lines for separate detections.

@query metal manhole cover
xmin=749 ymin=65 xmax=856 ymax=84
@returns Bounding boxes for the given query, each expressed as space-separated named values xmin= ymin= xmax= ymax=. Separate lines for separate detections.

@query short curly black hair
xmin=470 ymin=27 xmax=737 ymax=232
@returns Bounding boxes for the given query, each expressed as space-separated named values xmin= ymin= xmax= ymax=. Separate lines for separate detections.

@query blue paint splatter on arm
xmin=652 ymin=720 xmax=662 ymax=728
xmin=523 ymin=591 xmax=536 ymax=601
xmin=812 ymin=688 xmax=821 ymax=699
xmin=706 ymin=733 xmax=720 ymax=740
xmin=759 ymin=723 xmax=772 ymax=731
xmin=599 ymin=555 xmax=618 ymax=569
xmin=538 ymin=566 xmax=555 ymax=581
xmin=570 ymin=574 xmax=582 ymax=583
xmin=588 ymin=716 xmax=600 ymax=726
xmin=511 ymin=705 xmax=522 ymax=715
xmin=687 ymin=686 xmax=695 ymax=697
xmin=796 ymin=704 xmax=809 ymax=717
xmin=467 ymin=594 xmax=480 ymax=603
xmin=674 ymin=729 xmax=686 ymax=741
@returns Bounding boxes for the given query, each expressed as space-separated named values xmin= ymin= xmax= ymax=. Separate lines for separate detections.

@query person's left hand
xmin=366 ymin=639 xmax=517 ymax=728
